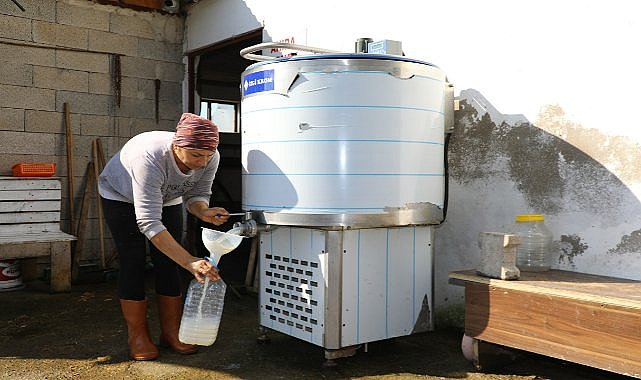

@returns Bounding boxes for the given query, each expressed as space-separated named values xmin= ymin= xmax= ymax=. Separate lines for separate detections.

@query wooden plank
xmin=0 ymin=223 xmax=70 ymax=236
xmin=0 ymin=241 xmax=53 ymax=258
xmin=0 ymin=189 xmax=62 ymax=201
xmin=92 ymin=139 xmax=106 ymax=268
xmin=0 ymin=231 xmax=76 ymax=244
xmin=0 ymin=200 xmax=61 ymax=213
xmin=72 ymin=162 xmax=95 ymax=281
xmin=0 ymin=178 xmax=61 ymax=191
xmin=450 ymin=269 xmax=641 ymax=309
xmin=50 ymin=240 xmax=71 ymax=292
xmin=464 ymin=282 xmax=641 ymax=378
xmin=64 ymin=102 xmax=75 ymax=236
xmin=0 ymin=211 xmax=61 ymax=225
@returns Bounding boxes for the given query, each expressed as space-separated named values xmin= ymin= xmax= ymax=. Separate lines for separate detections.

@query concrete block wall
xmin=0 ymin=0 xmax=185 ymax=271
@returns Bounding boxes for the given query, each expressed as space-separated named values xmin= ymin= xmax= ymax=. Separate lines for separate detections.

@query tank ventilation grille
xmin=260 ymin=253 xmax=324 ymax=345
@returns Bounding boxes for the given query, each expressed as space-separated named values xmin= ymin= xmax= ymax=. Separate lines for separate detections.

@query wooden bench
xmin=0 ymin=177 xmax=76 ymax=292
xmin=449 ymin=269 xmax=641 ymax=378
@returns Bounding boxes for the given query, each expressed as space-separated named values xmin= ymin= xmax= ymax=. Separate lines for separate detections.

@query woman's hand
xmin=187 ymin=257 xmax=221 ymax=283
xmin=198 ymin=206 xmax=230 ymax=226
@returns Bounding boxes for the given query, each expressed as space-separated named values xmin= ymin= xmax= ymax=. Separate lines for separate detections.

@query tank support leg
xmin=323 ymin=345 xmax=359 ymax=367
xmin=257 ymin=325 xmax=271 ymax=344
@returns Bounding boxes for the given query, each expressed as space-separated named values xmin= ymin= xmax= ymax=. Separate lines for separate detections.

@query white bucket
xmin=0 ymin=259 xmax=24 ymax=291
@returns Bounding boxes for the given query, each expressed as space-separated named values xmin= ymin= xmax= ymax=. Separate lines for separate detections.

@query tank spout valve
xmin=233 ymin=219 xmax=258 ymax=237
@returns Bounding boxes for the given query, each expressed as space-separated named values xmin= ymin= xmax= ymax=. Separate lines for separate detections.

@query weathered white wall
xmin=186 ymin=0 xmax=641 ymax=325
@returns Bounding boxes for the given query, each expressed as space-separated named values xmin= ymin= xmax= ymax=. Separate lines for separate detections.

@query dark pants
xmin=101 ymin=198 xmax=183 ymax=300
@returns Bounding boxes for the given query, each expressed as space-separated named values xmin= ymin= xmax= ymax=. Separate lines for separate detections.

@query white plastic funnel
xmin=201 ymin=227 xmax=244 ymax=265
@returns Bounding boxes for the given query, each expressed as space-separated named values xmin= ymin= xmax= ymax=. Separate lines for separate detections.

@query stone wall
xmin=0 ymin=0 xmax=184 ymax=271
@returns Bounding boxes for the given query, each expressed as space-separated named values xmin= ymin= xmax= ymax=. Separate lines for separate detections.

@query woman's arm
xmin=187 ymin=200 xmax=230 ymax=226
xmin=148 ymin=201 xmax=230 ymax=283
xmin=150 ymin=229 xmax=220 ymax=282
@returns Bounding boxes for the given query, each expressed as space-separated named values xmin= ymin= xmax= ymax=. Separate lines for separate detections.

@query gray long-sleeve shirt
xmin=98 ymin=131 xmax=220 ymax=239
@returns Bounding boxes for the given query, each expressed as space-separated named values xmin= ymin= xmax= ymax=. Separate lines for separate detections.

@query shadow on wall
xmin=448 ymin=89 xmax=641 ymax=267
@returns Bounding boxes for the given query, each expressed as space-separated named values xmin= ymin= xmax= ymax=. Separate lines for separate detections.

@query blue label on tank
xmin=243 ymin=69 xmax=275 ymax=96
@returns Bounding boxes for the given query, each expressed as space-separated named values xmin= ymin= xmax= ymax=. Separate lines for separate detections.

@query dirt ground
xmin=0 ymin=274 xmax=631 ymax=380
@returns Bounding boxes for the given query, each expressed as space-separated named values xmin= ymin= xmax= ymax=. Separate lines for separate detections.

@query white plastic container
xmin=179 ymin=227 xmax=242 ymax=346
xmin=512 ymin=214 xmax=553 ymax=272
xmin=178 ymin=276 xmax=227 ymax=346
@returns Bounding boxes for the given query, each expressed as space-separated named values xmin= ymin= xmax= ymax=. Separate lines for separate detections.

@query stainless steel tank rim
xmin=245 ymin=207 xmax=444 ymax=229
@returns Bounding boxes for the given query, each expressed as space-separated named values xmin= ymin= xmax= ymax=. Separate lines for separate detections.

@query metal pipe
xmin=240 ymin=42 xmax=339 ymax=62
xmin=11 ymin=0 xmax=25 ymax=11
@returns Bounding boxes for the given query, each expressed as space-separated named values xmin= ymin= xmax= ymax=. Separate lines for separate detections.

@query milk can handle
xmin=240 ymin=42 xmax=339 ymax=62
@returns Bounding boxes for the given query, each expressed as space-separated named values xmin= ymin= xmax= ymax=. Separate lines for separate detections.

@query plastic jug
xmin=178 ymin=257 xmax=227 ymax=346
xmin=512 ymin=214 xmax=553 ymax=272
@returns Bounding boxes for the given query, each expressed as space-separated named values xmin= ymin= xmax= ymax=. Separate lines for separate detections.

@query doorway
xmin=185 ymin=29 xmax=263 ymax=287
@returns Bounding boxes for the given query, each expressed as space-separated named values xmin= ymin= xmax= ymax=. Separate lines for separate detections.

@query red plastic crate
xmin=11 ymin=163 xmax=57 ymax=177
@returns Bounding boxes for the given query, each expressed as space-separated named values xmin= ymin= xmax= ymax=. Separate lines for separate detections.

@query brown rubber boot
xmin=119 ymin=299 xmax=159 ymax=361
xmin=157 ymin=295 xmax=198 ymax=354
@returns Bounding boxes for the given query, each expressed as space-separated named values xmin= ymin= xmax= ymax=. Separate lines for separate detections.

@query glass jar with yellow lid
xmin=512 ymin=214 xmax=553 ymax=271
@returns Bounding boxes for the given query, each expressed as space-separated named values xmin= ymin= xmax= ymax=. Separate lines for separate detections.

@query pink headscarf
xmin=172 ymin=113 xmax=219 ymax=151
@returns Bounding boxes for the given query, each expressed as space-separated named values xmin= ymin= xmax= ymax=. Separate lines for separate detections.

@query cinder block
xmin=477 ymin=232 xmax=520 ymax=280
xmin=115 ymin=96 xmax=155 ymax=119
xmin=115 ymin=117 xmax=133 ymax=138
xmin=0 ymin=62 xmax=33 ymax=86
xmin=119 ymin=56 xmax=183 ymax=82
xmin=25 ymin=110 xmax=79 ymax=134
xmin=159 ymin=80 xmax=181 ymax=101
xmin=0 ymin=84 xmax=55 ymax=111
xmin=56 ymin=2 xmax=110 ymax=31
xmin=110 ymin=12 xmax=156 ymax=40
xmin=138 ymin=39 xmax=182 ymax=62
xmin=0 ymin=108 xmax=25 ymax=132
xmin=33 ymin=66 xmax=89 ymax=92
xmin=0 ymin=44 xmax=55 ymax=66
xmin=118 ymin=76 xmax=139 ymax=99
xmin=32 ymin=21 xmax=88 ymax=50
xmin=161 ymin=15 xmax=184 ymax=44
xmin=110 ymin=9 xmax=183 ymax=44
xmin=137 ymin=78 xmax=156 ymax=100
xmin=80 ymin=114 xmax=113 ymax=136
xmin=158 ymin=99 xmax=182 ymax=121
xmin=156 ymin=60 xmax=184 ymax=82
xmin=0 ymin=14 xmax=31 ymax=41
xmin=6 ymin=0 xmax=56 ymax=22
xmin=56 ymin=50 xmax=110 ymax=74
xmin=88 ymin=72 xmax=112 ymax=95
xmin=56 ymin=90 xmax=113 ymax=116
xmin=87 ymin=29 xmax=138 ymax=56
xmin=128 ymin=116 xmax=158 ymax=135
xmin=0 ymin=130 xmax=57 ymax=155
xmin=119 ymin=56 xmax=157 ymax=79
